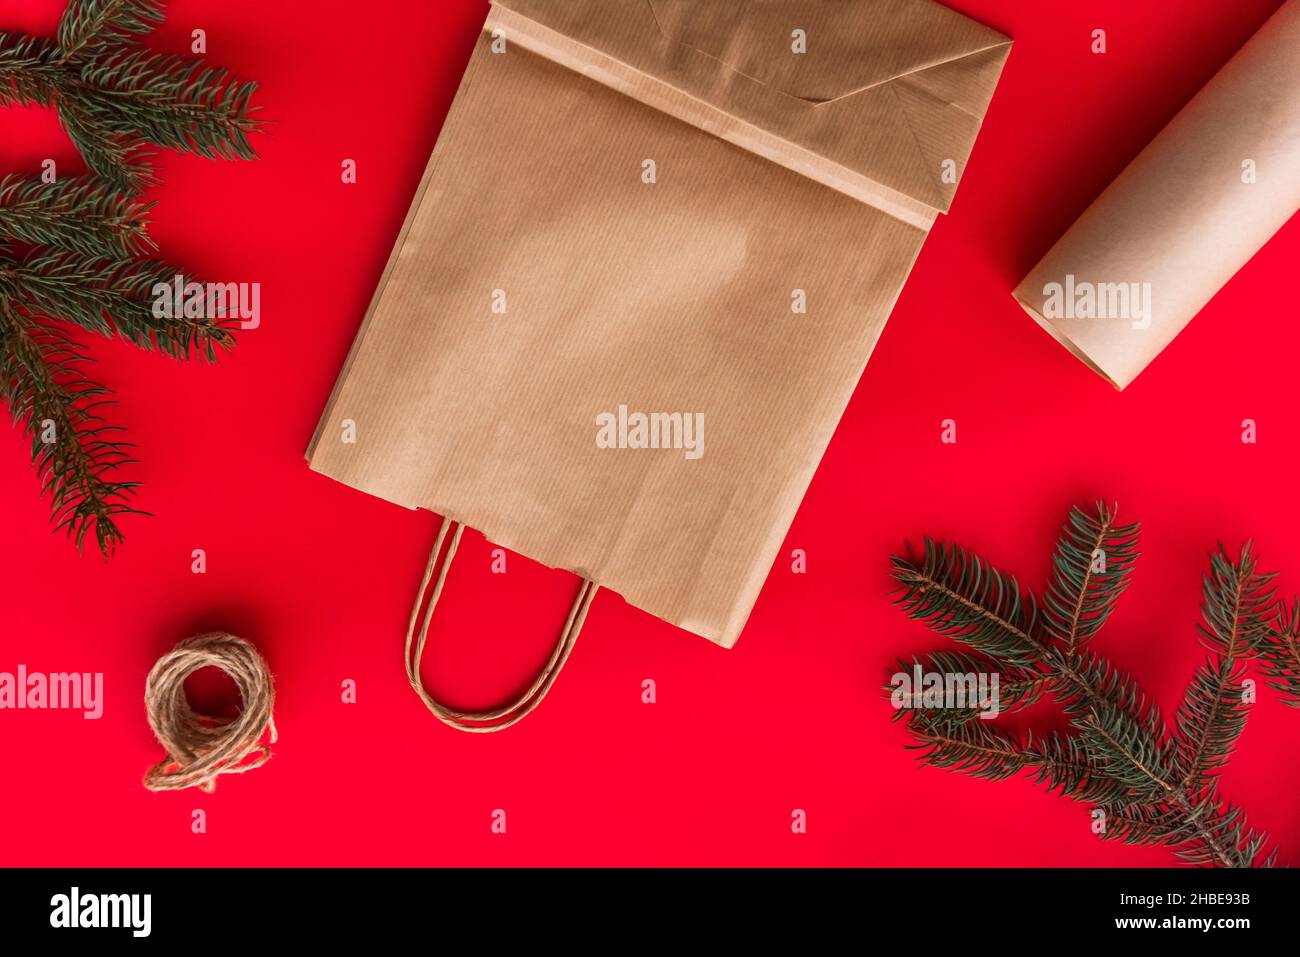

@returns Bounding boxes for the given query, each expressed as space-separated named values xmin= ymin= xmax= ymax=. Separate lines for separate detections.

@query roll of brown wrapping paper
xmin=1014 ymin=1 xmax=1300 ymax=390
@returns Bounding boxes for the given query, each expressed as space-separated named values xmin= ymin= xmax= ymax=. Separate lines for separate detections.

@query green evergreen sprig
xmin=0 ymin=0 xmax=259 ymax=554
xmin=0 ymin=298 xmax=138 ymax=554
xmin=0 ymin=174 xmax=153 ymax=258
xmin=5 ymin=250 xmax=232 ymax=358
xmin=887 ymin=502 xmax=1293 ymax=867
xmin=1 ymin=1 xmax=259 ymax=191
xmin=58 ymin=0 xmax=166 ymax=55
xmin=1257 ymin=599 xmax=1300 ymax=707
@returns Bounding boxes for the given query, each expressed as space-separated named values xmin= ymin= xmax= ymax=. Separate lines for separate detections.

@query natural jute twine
xmin=143 ymin=633 xmax=277 ymax=792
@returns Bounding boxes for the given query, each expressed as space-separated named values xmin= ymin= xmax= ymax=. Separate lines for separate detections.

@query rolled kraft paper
xmin=1014 ymin=0 xmax=1300 ymax=391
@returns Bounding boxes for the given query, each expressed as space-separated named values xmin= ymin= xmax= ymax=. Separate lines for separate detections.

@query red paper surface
xmin=2 ymin=0 xmax=1298 ymax=866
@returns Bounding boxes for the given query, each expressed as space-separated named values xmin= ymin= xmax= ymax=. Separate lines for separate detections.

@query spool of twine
xmin=143 ymin=633 xmax=277 ymax=793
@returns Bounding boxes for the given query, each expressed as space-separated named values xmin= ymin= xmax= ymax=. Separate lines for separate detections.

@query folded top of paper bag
xmin=492 ymin=0 xmax=1010 ymax=226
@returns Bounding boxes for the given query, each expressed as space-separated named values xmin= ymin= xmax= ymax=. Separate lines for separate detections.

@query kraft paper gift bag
xmin=308 ymin=0 xmax=1011 ymax=730
xmin=1014 ymin=0 xmax=1300 ymax=391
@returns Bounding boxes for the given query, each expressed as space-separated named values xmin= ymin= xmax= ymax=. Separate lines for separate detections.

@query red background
xmin=3 ymin=0 xmax=1298 ymax=867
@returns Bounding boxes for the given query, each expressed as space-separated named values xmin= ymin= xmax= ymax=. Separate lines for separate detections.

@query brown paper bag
xmin=1014 ymin=0 xmax=1300 ymax=390
xmin=308 ymin=0 xmax=1011 ymax=729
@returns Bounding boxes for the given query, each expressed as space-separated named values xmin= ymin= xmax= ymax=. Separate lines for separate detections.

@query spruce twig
xmin=0 ymin=296 xmax=137 ymax=553
xmin=0 ymin=34 xmax=62 ymax=106
xmin=887 ymin=502 xmax=1288 ymax=867
xmin=1 ymin=0 xmax=260 ymax=190
xmin=1042 ymin=502 xmax=1139 ymax=656
xmin=0 ymin=174 xmax=153 ymax=258
xmin=0 ymin=0 xmax=259 ymax=554
xmin=1258 ymin=600 xmax=1300 ymax=707
xmin=1173 ymin=545 xmax=1274 ymax=789
xmin=57 ymin=0 xmax=167 ymax=59
xmin=5 ymin=250 xmax=233 ymax=359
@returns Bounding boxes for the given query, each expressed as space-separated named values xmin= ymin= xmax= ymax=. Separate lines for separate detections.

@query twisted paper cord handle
xmin=405 ymin=516 xmax=597 ymax=732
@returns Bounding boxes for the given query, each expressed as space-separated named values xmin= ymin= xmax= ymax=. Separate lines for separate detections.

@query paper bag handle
xmin=403 ymin=517 xmax=599 ymax=733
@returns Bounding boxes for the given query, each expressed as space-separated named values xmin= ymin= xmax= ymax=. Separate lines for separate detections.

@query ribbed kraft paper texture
xmin=1014 ymin=0 xmax=1300 ymax=391
xmin=309 ymin=0 xmax=1010 ymax=647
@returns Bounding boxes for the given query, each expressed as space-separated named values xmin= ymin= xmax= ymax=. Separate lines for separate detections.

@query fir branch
xmin=0 ymin=33 xmax=62 ymax=106
xmin=1042 ymin=501 xmax=1139 ymax=655
xmin=892 ymin=534 xmax=1165 ymax=732
xmin=1076 ymin=710 xmax=1175 ymax=806
xmin=56 ymin=90 xmax=152 ymax=192
xmin=892 ymin=534 xmax=1173 ymax=800
xmin=1048 ymin=645 xmax=1152 ymax=722
xmin=1199 ymin=542 xmax=1276 ymax=652
xmin=904 ymin=710 xmax=1135 ymax=805
xmin=886 ymin=649 xmax=1050 ymax=726
xmin=890 ymin=539 xmax=1042 ymax=667
xmin=58 ymin=0 xmax=166 ymax=61
xmin=887 ymin=502 xmax=1283 ymax=867
xmin=1105 ymin=788 xmax=1277 ymax=869
xmin=1258 ymin=599 xmax=1300 ymax=707
xmin=892 ymin=536 xmax=1176 ymax=804
xmin=75 ymin=49 xmax=259 ymax=161
xmin=0 ymin=0 xmax=260 ymax=554
xmin=4 ymin=251 xmax=233 ymax=359
xmin=1027 ymin=730 xmax=1138 ymax=805
xmin=1173 ymin=544 xmax=1275 ymax=787
xmin=0 ymin=174 xmax=154 ymax=258
xmin=5 ymin=5 xmax=259 ymax=189
xmin=0 ymin=295 xmax=138 ymax=553
xmin=1096 ymin=803 xmax=1186 ymax=849
xmin=904 ymin=710 xmax=1028 ymax=781
xmin=1179 ymin=795 xmax=1277 ymax=868
xmin=1094 ymin=798 xmax=1276 ymax=869
xmin=1046 ymin=646 xmax=1175 ymax=811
